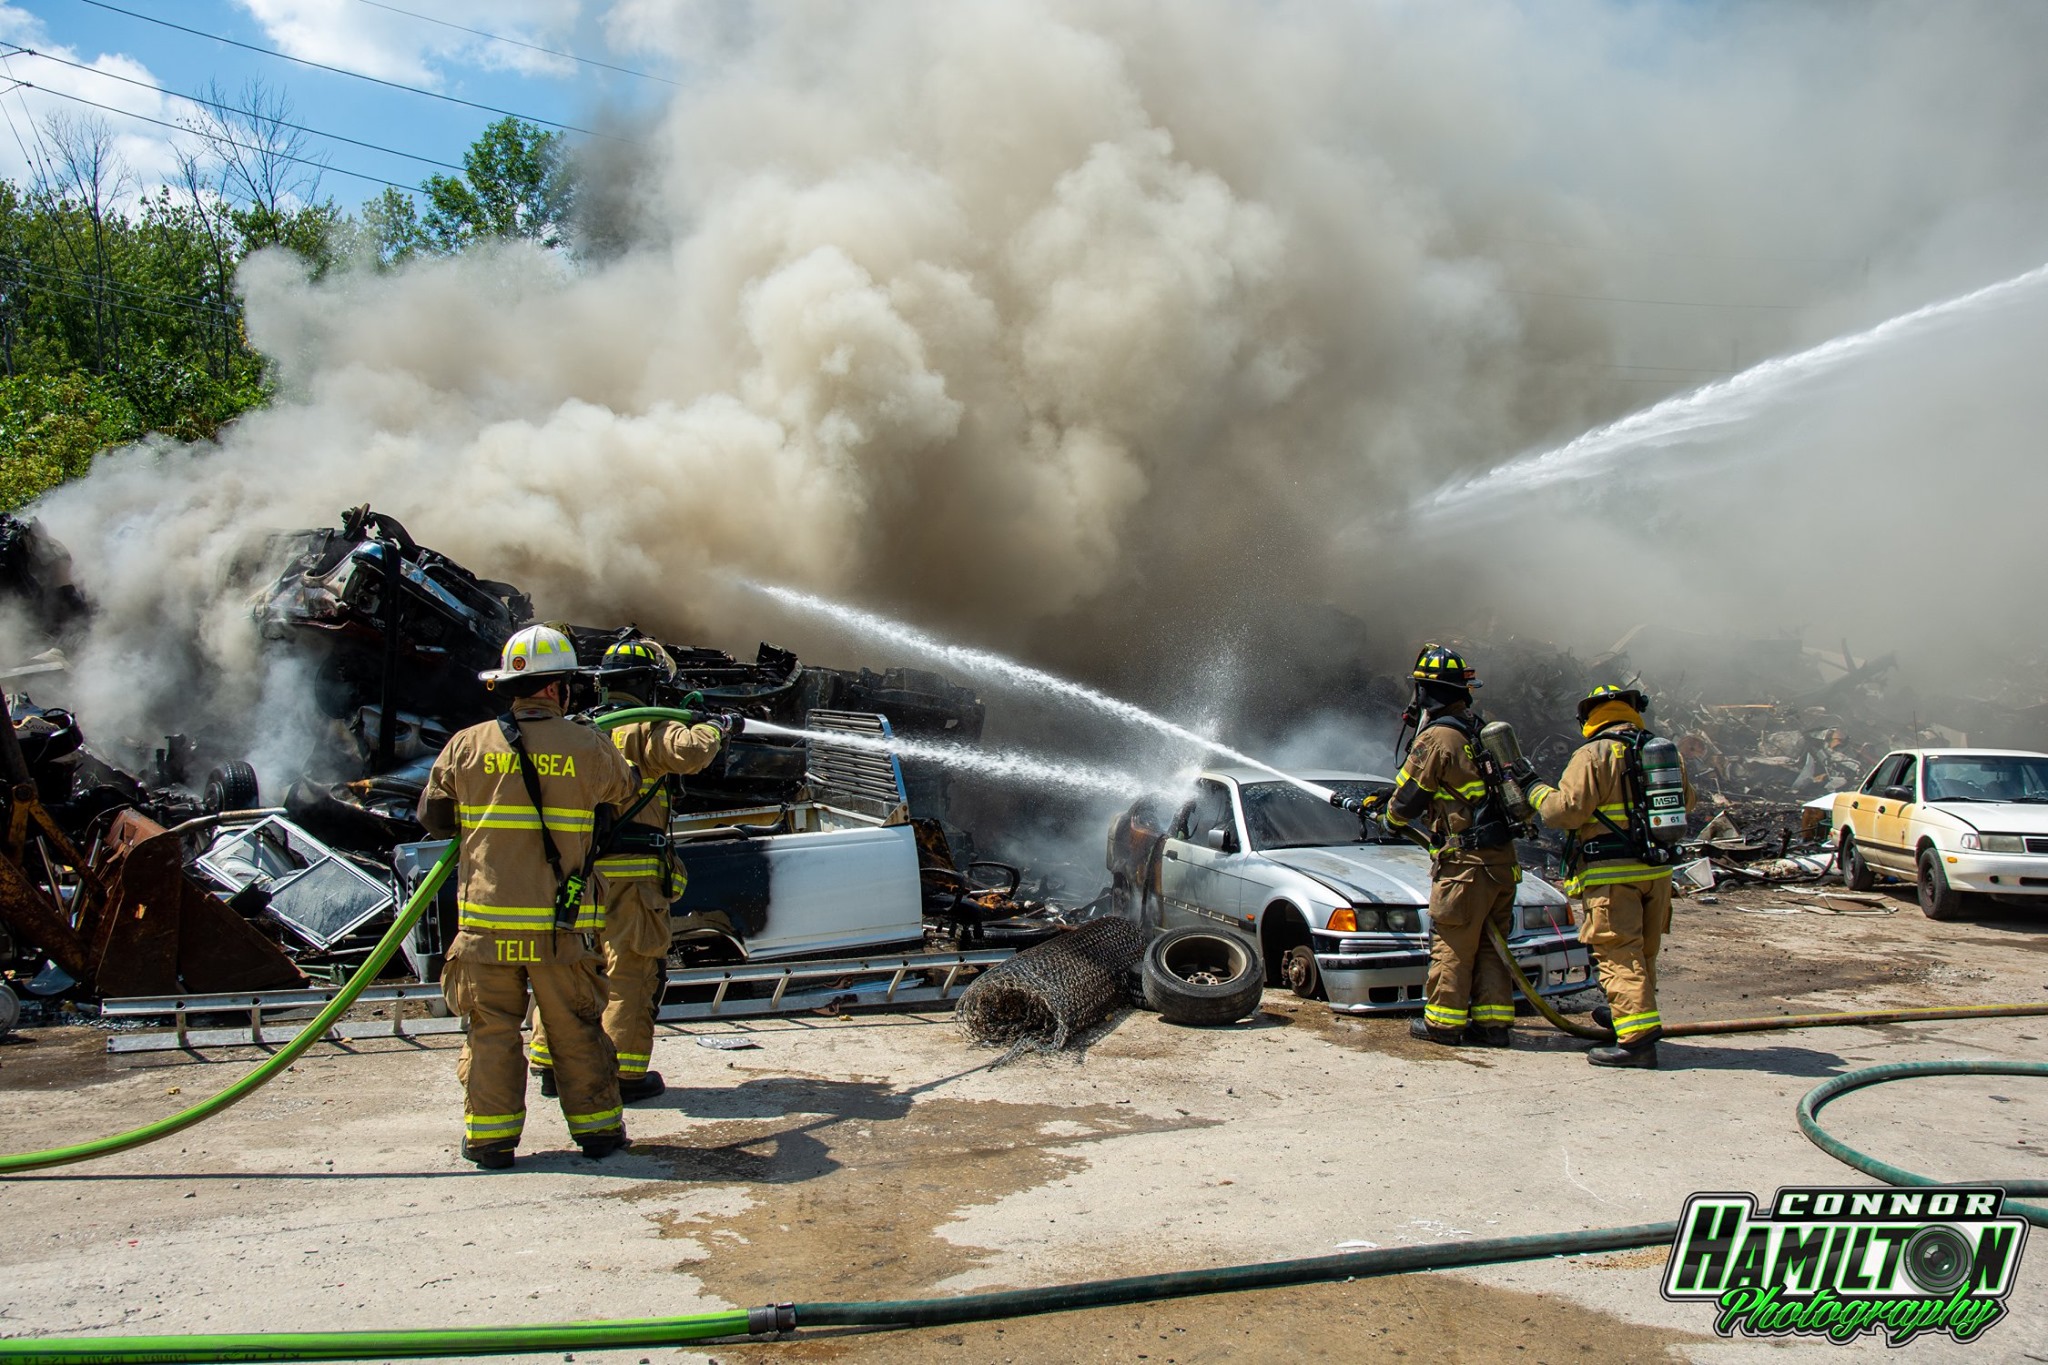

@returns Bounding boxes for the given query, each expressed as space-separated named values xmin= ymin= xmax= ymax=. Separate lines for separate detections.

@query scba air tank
xmin=1639 ymin=735 xmax=1687 ymax=843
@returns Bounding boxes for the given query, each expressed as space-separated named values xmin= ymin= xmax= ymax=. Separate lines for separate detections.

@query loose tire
xmin=1917 ymin=848 xmax=1967 ymax=921
xmin=1840 ymin=832 xmax=1877 ymax=891
xmin=0 ymin=980 xmax=17 ymax=1036
xmin=204 ymin=761 xmax=260 ymax=814
xmin=1141 ymin=927 xmax=1263 ymax=1026
xmin=1281 ymin=943 xmax=1322 ymax=1001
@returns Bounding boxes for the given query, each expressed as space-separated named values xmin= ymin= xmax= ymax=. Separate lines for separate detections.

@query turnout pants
xmin=1424 ymin=856 xmax=1518 ymax=1032
xmin=530 ymin=883 xmax=670 ymax=1082
xmin=441 ymin=929 xmax=623 ymax=1151
xmin=1579 ymin=876 xmax=1672 ymax=1042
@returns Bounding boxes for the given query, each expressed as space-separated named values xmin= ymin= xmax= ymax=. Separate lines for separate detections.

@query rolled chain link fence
xmin=955 ymin=916 xmax=1144 ymax=1056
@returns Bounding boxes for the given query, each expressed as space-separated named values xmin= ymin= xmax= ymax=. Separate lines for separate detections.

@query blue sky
xmin=0 ymin=1 xmax=681 ymax=210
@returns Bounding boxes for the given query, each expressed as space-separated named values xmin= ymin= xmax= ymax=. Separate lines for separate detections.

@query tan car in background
xmin=1831 ymin=748 xmax=2048 ymax=919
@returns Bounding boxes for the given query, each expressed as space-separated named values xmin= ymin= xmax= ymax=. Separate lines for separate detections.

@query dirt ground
xmin=1 ymin=881 xmax=2045 ymax=1363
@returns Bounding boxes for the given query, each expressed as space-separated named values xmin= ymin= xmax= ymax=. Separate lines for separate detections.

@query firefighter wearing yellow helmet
xmin=416 ymin=624 xmax=640 ymax=1168
xmin=1368 ymin=645 xmax=1523 ymax=1048
xmin=1519 ymin=684 xmax=1695 ymax=1069
xmin=529 ymin=636 xmax=732 ymax=1104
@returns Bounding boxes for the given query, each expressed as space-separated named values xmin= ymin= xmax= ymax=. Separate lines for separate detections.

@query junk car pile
xmin=0 ymin=508 xmax=1061 ymax=1035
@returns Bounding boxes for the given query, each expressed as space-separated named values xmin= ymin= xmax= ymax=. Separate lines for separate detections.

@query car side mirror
xmin=1202 ymin=825 xmax=1238 ymax=853
xmin=1880 ymin=785 xmax=1913 ymax=802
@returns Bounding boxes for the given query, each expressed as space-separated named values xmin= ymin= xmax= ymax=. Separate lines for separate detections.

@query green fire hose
xmin=0 ymin=706 xmax=706 ymax=1176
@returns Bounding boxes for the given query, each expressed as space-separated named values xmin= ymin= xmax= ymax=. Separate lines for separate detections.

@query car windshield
xmin=1922 ymin=755 xmax=2048 ymax=803
xmin=1241 ymin=780 xmax=1396 ymax=850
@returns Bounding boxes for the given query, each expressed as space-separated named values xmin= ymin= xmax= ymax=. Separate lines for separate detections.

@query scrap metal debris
xmin=0 ymin=506 xmax=1055 ymax=1023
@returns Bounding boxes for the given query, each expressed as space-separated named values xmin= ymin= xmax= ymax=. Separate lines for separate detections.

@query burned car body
xmin=1109 ymin=767 xmax=1592 ymax=1014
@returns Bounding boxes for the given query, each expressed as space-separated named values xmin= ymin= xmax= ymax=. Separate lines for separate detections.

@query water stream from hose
xmin=1418 ymin=257 xmax=2048 ymax=519
xmin=740 ymin=582 xmax=1338 ymax=803
xmin=747 ymin=719 xmax=1169 ymax=800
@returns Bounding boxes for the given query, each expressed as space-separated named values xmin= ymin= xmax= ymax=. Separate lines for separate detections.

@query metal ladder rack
xmin=97 ymin=948 xmax=1014 ymax=1051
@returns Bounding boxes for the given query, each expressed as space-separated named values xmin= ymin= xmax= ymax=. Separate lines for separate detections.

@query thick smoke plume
xmin=13 ymin=0 xmax=2048 ymax=784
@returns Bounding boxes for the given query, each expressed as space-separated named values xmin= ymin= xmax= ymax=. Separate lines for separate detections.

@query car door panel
xmin=1845 ymin=754 xmax=1911 ymax=871
xmin=1158 ymin=780 xmax=1248 ymax=928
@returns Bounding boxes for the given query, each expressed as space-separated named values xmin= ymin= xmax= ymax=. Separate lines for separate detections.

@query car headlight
xmin=1959 ymin=832 xmax=2024 ymax=853
xmin=1383 ymin=907 xmax=1421 ymax=933
xmin=1519 ymin=900 xmax=1568 ymax=933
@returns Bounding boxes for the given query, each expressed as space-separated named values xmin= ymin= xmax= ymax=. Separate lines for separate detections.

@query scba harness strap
xmin=1561 ymin=724 xmax=1676 ymax=872
xmin=1418 ymin=712 xmax=1518 ymax=852
xmin=496 ymin=715 xmax=586 ymax=931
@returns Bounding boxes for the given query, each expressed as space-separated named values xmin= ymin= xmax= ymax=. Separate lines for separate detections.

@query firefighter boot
xmin=532 ymin=1067 xmax=557 ymax=1099
xmin=619 ymin=1071 xmax=665 ymax=1104
xmin=578 ymin=1129 xmax=630 ymax=1160
xmin=1586 ymin=1035 xmax=1659 ymax=1069
xmin=1409 ymin=1017 xmax=1466 ymax=1046
xmin=1464 ymin=1025 xmax=1512 ymax=1048
xmin=461 ymin=1140 xmax=516 ymax=1171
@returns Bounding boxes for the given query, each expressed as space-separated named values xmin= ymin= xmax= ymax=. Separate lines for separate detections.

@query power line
xmin=0 ymin=271 xmax=221 ymax=325
xmin=8 ymin=79 xmax=427 ymax=192
xmin=4 ymin=255 xmax=238 ymax=318
xmin=353 ymin=0 xmax=679 ymax=86
xmin=73 ymin=0 xmax=634 ymax=143
xmin=5 ymin=45 xmax=465 ymax=170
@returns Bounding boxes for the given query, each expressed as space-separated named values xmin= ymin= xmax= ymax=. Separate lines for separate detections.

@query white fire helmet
xmin=479 ymin=624 xmax=580 ymax=685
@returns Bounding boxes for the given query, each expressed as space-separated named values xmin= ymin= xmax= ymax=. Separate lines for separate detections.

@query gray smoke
xmin=13 ymin=0 xmax=2048 ymax=779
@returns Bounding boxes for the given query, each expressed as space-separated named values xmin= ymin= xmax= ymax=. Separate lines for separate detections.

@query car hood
xmin=1263 ymin=845 xmax=1567 ymax=906
xmin=1921 ymin=801 xmax=2048 ymax=833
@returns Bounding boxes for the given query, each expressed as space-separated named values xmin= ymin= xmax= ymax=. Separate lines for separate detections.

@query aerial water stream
xmin=740 ymin=581 xmax=1339 ymax=803
xmin=1419 ymin=257 xmax=2048 ymax=519
xmin=745 ymin=718 xmax=1167 ymax=800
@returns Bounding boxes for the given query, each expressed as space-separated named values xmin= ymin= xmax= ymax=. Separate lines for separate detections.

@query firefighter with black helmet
xmin=1345 ymin=645 xmax=1522 ymax=1048
xmin=528 ymin=636 xmax=731 ymax=1104
xmin=416 ymin=625 xmax=641 ymax=1169
xmin=1519 ymin=684 xmax=1694 ymax=1069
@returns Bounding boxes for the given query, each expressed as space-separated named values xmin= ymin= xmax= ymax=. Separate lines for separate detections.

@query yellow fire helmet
xmin=1411 ymin=643 xmax=1481 ymax=690
xmin=1576 ymin=683 xmax=1649 ymax=723
xmin=479 ymin=624 xmax=580 ymax=685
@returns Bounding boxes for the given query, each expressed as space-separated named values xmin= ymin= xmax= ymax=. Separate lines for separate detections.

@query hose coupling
xmin=748 ymin=1302 xmax=797 ymax=1335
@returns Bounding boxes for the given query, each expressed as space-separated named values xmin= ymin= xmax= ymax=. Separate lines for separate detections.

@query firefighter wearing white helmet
xmin=529 ymin=636 xmax=733 ymax=1104
xmin=416 ymin=624 xmax=640 ymax=1169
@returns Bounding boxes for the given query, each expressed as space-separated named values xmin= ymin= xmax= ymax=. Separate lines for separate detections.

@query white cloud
xmin=0 ymin=9 xmax=201 ymax=197
xmin=233 ymin=0 xmax=586 ymax=86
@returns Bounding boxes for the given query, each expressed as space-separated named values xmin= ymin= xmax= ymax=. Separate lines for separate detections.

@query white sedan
xmin=1830 ymin=748 xmax=2048 ymax=919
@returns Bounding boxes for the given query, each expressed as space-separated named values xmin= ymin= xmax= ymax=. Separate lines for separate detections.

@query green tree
xmin=0 ymin=371 xmax=138 ymax=510
xmin=419 ymin=118 xmax=574 ymax=253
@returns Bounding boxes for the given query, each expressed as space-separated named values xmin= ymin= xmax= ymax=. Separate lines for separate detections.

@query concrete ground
xmin=1 ymin=881 xmax=2044 ymax=1363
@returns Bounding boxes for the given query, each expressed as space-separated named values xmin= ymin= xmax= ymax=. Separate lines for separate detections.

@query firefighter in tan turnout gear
xmin=1354 ymin=645 xmax=1524 ymax=1048
xmin=1521 ymin=684 xmax=1695 ymax=1069
xmin=417 ymin=624 xmax=640 ymax=1169
xmin=529 ymin=637 xmax=731 ymax=1104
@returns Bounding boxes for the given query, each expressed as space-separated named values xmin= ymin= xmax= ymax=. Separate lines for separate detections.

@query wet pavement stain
xmin=613 ymin=1082 xmax=1217 ymax=1302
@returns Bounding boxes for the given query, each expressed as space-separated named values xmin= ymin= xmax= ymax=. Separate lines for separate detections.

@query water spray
xmin=1419 ymin=257 xmax=2048 ymax=519
xmin=740 ymin=582 xmax=1339 ymax=803
xmin=747 ymin=718 xmax=1167 ymax=800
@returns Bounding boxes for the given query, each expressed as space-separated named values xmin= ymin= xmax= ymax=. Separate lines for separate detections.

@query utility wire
xmin=73 ymin=0 xmax=634 ymax=143
xmin=353 ymin=0 xmax=679 ymax=86
xmin=8 ymin=80 xmax=427 ymax=192
xmin=0 ymin=272 xmax=219 ymax=325
xmin=3 ymin=255 xmax=238 ymax=317
xmin=5 ymin=45 xmax=465 ymax=170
